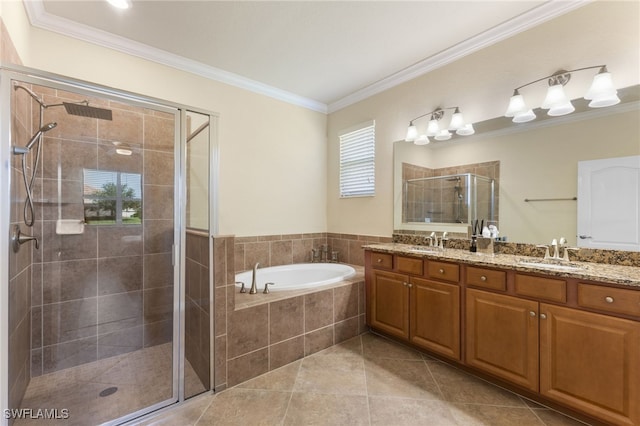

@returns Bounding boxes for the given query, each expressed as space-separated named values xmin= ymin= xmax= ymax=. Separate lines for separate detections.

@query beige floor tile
xmin=364 ymin=358 xmax=442 ymax=400
xmin=368 ymin=396 xmax=458 ymax=426
xmin=361 ymin=333 xmax=422 ymax=360
xmin=448 ymin=403 xmax=545 ymax=426
xmin=237 ymin=360 xmax=302 ymax=392
xmin=283 ymin=392 xmax=369 ymax=426
xmin=139 ymin=394 xmax=214 ymax=426
xmin=294 ymin=355 xmax=366 ymax=395
xmin=311 ymin=335 xmax=363 ymax=358
xmin=196 ymin=388 xmax=290 ymax=426
xmin=531 ymin=409 xmax=591 ymax=426
xmin=428 ymin=361 xmax=526 ymax=407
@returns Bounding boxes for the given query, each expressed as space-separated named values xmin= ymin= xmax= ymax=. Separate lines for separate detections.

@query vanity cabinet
xmin=367 ymin=252 xmax=460 ymax=360
xmin=365 ymin=249 xmax=640 ymax=426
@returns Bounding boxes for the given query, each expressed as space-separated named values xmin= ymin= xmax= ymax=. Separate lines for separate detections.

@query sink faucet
xmin=250 ymin=262 xmax=260 ymax=294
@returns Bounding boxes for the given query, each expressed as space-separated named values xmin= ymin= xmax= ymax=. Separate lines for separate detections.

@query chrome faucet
xmin=250 ymin=262 xmax=260 ymax=294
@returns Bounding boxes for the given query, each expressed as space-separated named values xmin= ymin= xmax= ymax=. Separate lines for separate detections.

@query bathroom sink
xmin=517 ymin=261 xmax=584 ymax=272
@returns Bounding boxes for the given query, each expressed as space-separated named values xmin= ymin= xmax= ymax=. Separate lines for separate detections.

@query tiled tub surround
xmin=213 ymin=233 xmax=382 ymax=391
xmin=24 ymin=84 xmax=176 ymax=377
xmin=393 ymin=232 xmax=640 ymax=268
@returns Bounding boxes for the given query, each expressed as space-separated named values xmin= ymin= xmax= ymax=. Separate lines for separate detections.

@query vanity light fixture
xmin=505 ymin=65 xmax=620 ymax=123
xmin=405 ymin=107 xmax=475 ymax=145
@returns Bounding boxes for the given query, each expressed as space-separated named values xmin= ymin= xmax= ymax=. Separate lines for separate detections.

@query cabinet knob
xmin=480 ymin=275 xmax=487 ymax=281
xmin=540 ymin=313 xmax=547 ymax=320
xmin=605 ymin=296 xmax=614 ymax=303
xmin=403 ymin=282 xmax=408 ymax=287
xmin=377 ymin=258 xmax=382 ymax=263
xmin=529 ymin=311 xmax=536 ymax=317
xmin=439 ymin=268 xmax=444 ymax=274
xmin=408 ymin=283 xmax=413 ymax=288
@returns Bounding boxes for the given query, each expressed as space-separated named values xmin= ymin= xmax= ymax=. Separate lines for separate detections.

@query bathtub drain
xmin=99 ymin=387 xmax=118 ymax=397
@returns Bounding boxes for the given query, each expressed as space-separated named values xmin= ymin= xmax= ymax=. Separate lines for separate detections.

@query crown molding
xmin=327 ymin=0 xmax=593 ymax=114
xmin=22 ymin=1 xmax=328 ymax=113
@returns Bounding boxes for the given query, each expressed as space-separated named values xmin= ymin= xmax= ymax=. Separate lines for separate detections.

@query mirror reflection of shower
xmin=11 ymin=82 xmax=113 ymax=228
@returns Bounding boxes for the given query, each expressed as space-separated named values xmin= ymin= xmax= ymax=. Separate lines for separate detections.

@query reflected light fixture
xmin=505 ymin=65 xmax=620 ymax=123
xmin=405 ymin=107 xmax=474 ymax=145
xmin=106 ymin=0 xmax=132 ymax=9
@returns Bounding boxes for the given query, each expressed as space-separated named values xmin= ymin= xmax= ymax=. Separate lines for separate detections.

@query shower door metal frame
xmin=0 ymin=64 xmax=219 ymax=426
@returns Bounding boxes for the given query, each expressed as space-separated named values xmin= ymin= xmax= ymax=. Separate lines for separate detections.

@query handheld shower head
xmin=23 ymin=122 xmax=57 ymax=152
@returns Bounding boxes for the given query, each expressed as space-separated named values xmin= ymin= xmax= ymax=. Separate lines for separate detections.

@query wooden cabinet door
xmin=410 ymin=277 xmax=460 ymax=360
xmin=370 ymin=270 xmax=410 ymax=340
xmin=465 ymin=289 xmax=539 ymax=391
xmin=540 ymin=304 xmax=640 ymax=426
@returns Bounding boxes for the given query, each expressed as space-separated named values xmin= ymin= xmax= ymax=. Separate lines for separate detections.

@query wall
xmin=327 ymin=1 xmax=640 ymax=238
xmin=1 ymin=1 xmax=328 ymax=238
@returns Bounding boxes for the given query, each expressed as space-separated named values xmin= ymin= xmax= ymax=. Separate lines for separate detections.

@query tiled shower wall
xmin=23 ymin=85 xmax=176 ymax=376
xmin=185 ymin=230 xmax=211 ymax=391
xmin=7 ymin=29 xmax=32 ymax=414
xmin=213 ymin=232 xmax=390 ymax=390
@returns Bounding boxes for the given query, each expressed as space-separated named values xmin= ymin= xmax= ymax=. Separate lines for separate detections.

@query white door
xmin=577 ymin=155 xmax=640 ymax=251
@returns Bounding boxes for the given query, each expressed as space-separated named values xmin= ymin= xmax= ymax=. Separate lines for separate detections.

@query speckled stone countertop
xmin=364 ymin=243 xmax=640 ymax=289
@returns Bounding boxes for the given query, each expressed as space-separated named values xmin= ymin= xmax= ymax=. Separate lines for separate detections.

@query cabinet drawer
xmin=397 ymin=256 xmax=423 ymax=275
xmin=466 ymin=266 xmax=507 ymax=291
xmin=515 ymin=274 xmax=566 ymax=303
xmin=371 ymin=252 xmax=393 ymax=269
xmin=427 ymin=261 xmax=460 ymax=283
xmin=578 ymin=283 xmax=640 ymax=317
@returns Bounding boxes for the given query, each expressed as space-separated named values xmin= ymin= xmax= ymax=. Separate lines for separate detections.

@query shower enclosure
xmin=403 ymin=173 xmax=495 ymax=224
xmin=1 ymin=67 xmax=217 ymax=425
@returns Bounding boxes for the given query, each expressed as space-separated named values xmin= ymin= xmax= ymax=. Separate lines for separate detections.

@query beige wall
xmin=1 ymin=1 xmax=327 ymax=237
xmin=327 ymin=1 xmax=640 ymax=239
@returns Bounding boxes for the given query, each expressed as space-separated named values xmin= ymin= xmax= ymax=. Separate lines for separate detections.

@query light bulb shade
xmin=414 ymin=134 xmax=430 ymax=145
xmin=585 ymin=71 xmax=616 ymax=100
xmin=542 ymin=84 xmax=570 ymax=109
xmin=588 ymin=91 xmax=621 ymax=108
xmin=456 ymin=123 xmax=475 ymax=136
xmin=426 ymin=119 xmax=439 ymax=136
xmin=449 ymin=110 xmax=465 ymax=130
xmin=505 ymin=93 xmax=527 ymax=117
xmin=434 ymin=129 xmax=452 ymax=141
xmin=405 ymin=124 xmax=418 ymax=142
xmin=548 ymin=101 xmax=575 ymax=116
xmin=512 ymin=109 xmax=536 ymax=123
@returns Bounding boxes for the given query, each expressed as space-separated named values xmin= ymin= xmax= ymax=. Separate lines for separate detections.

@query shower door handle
xmin=11 ymin=225 xmax=39 ymax=252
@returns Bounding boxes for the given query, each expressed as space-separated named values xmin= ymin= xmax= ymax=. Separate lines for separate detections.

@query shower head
xmin=24 ymin=122 xmax=57 ymax=151
xmin=63 ymin=102 xmax=113 ymax=121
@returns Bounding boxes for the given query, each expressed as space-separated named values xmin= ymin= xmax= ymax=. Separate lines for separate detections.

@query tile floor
xmin=15 ymin=343 xmax=206 ymax=426
xmin=139 ymin=333 xmax=590 ymax=426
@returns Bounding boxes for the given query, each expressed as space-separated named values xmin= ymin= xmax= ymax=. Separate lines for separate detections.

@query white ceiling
xmin=27 ymin=0 xmax=589 ymax=112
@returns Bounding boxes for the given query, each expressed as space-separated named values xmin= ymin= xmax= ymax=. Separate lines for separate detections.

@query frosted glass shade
xmin=405 ymin=124 xmax=418 ymax=142
xmin=414 ymin=134 xmax=430 ymax=145
xmin=541 ymin=84 xmax=570 ymax=109
xmin=588 ymin=90 xmax=620 ymax=108
xmin=548 ymin=101 xmax=575 ymax=116
xmin=426 ymin=119 xmax=440 ymax=136
xmin=448 ymin=110 xmax=465 ymax=130
xmin=434 ymin=130 xmax=452 ymax=141
xmin=456 ymin=123 xmax=475 ymax=136
xmin=513 ymin=109 xmax=536 ymax=123
xmin=585 ymin=71 xmax=616 ymax=100
xmin=505 ymin=93 xmax=527 ymax=117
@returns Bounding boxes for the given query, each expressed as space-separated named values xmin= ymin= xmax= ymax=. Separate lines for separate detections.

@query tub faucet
xmin=250 ymin=262 xmax=260 ymax=294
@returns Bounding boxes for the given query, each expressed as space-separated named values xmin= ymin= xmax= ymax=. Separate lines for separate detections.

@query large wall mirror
xmin=394 ymin=88 xmax=640 ymax=247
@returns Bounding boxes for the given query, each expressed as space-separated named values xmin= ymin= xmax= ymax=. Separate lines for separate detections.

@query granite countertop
xmin=364 ymin=243 xmax=640 ymax=288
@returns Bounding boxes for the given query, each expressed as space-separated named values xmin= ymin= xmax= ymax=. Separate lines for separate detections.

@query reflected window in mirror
xmin=83 ymin=169 xmax=142 ymax=225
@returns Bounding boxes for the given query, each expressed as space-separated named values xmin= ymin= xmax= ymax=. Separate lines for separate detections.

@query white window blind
xmin=339 ymin=121 xmax=375 ymax=198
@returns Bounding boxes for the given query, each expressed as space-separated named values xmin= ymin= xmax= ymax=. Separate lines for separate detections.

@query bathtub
xmin=235 ymin=263 xmax=356 ymax=292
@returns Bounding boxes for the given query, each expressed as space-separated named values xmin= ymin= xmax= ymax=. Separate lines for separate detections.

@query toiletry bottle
xmin=470 ymin=236 xmax=477 ymax=253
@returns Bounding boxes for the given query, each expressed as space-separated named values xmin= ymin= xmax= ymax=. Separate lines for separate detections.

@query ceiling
xmin=26 ymin=0 xmax=589 ymax=113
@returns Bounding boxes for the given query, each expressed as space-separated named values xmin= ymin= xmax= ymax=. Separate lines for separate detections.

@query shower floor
xmin=15 ymin=344 xmax=206 ymax=426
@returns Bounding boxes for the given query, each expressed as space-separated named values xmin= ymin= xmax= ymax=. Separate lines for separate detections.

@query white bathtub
xmin=235 ymin=263 xmax=356 ymax=292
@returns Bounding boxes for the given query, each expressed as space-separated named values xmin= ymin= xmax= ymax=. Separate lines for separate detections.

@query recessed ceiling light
xmin=106 ymin=0 xmax=131 ymax=10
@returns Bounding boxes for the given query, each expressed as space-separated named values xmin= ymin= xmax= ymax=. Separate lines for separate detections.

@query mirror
xmin=394 ymin=91 xmax=640 ymax=247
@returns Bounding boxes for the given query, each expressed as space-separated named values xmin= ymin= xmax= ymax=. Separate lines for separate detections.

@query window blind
xmin=339 ymin=121 xmax=375 ymax=198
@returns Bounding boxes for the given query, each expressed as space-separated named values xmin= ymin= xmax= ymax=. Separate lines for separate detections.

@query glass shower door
xmin=6 ymin=74 xmax=179 ymax=425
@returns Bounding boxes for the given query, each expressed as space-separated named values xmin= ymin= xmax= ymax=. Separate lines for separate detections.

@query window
xmin=83 ymin=169 xmax=142 ymax=225
xmin=339 ymin=120 xmax=375 ymax=197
